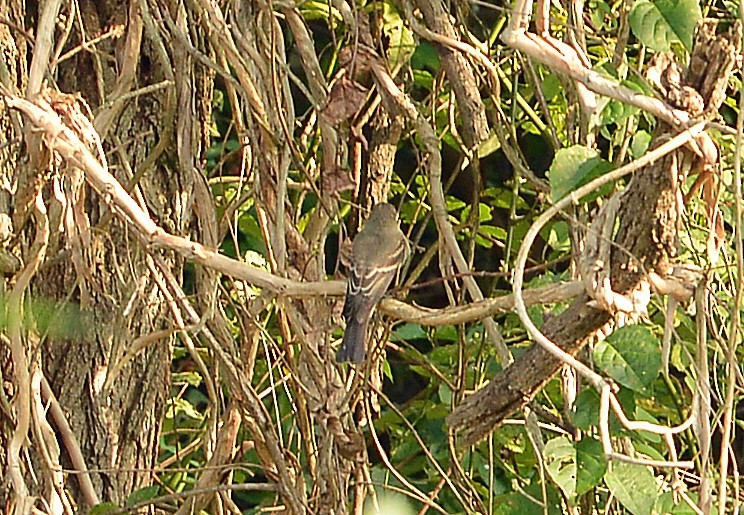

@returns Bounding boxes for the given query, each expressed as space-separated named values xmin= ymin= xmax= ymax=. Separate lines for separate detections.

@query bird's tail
xmin=337 ymin=319 xmax=368 ymax=363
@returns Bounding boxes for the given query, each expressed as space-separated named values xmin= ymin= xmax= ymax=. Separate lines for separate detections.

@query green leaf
xmin=575 ymin=437 xmax=606 ymax=496
xmin=630 ymin=130 xmax=652 ymax=159
xmin=165 ymin=398 xmax=205 ymax=421
xmin=544 ymin=436 xmax=577 ymax=500
xmin=90 ymin=503 xmax=119 ymax=515
xmin=655 ymin=489 xmax=699 ymax=514
xmin=460 ymin=202 xmax=493 ymax=223
xmin=478 ymin=203 xmax=493 ymax=222
xmin=412 ymin=69 xmax=434 ymax=91
xmin=547 ymin=221 xmax=570 ymax=253
xmin=493 ymin=493 xmax=543 ymax=515
xmin=588 ymin=0 xmax=615 ymax=32
xmin=544 ymin=436 xmax=606 ymax=501
xmin=125 ymin=485 xmax=160 ymax=507
xmin=629 ymin=0 xmax=702 ymax=51
xmin=605 ymin=461 xmax=659 ymax=515
xmin=593 ymin=325 xmax=661 ymax=393
xmin=438 ymin=383 xmax=452 ymax=403
xmin=484 ymin=187 xmax=527 ymax=210
xmin=382 ymin=5 xmax=415 ymax=67
xmin=599 ymin=81 xmax=643 ymax=125
xmin=172 ymin=371 xmax=202 ymax=387
xmin=446 ymin=197 xmax=467 ymax=211
xmin=382 ymin=359 xmax=393 ymax=381
xmin=634 ymin=441 xmax=666 ymax=461
xmin=493 ymin=483 xmax=563 ymax=514
xmin=573 ymin=389 xmax=600 ymax=431
xmin=237 ymin=210 xmax=266 ymax=254
xmin=410 ymin=40 xmax=440 ymax=72
xmin=369 ymin=493 xmax=416 ymax=515
xmin=540 ymin=71 xmax=562 ymax=101
xmin=548 ymin=146 xmax=614 ymax=201
xmin=478 ymin=134 xmax=502 ymax=158
xmin=299 ymin=1 xmax=343 ymax=21
xmin=469 ymin=451 xmax=511 ymax=495
xmin=474 ymin=233 xmax=494 ymax=249
xmin=633 ymin=406 xmax=662 ymax=443
xmin=478 ymin=224 xmax=507 ymax=241
xmin=391 ymin=323 xmax=426 ymax=342
xmin=462 ymin=203 xmax=493 ymax=223
xmin=434 ymin=325 xmax=458 ymax=341
xmin=573 ymin=387 xmax=635 ymax=432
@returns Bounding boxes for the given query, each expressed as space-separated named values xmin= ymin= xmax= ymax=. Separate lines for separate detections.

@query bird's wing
xmin=344 ymin=261 xmax=400 ymax=323
xmin=343 ymin=225 xmax=408 ymax=319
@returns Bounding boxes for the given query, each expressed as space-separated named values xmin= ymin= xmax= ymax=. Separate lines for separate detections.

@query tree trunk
xmin=0 ymin=0 xmax=210 ymax=510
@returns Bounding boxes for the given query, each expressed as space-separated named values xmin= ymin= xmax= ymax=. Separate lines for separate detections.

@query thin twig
xmin=717 ymin=5 xmax=744 ymax=509
xmin=364 ymin=394 xmax=450 ymax=514
xmin=110 ymin=482 xmax=279 ymax=514
xmin=7 ymin=193 xmax=50 ymax=513
xmin=40 ymin=375 xmax=100 ymax=507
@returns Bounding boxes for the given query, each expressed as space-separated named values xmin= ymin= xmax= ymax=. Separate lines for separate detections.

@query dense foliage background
xmin=1 ymin=0 xmax=743 ymax=514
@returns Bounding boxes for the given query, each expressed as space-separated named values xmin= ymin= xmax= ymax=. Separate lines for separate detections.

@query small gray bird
xmin=337 ymin=203 xmax=409 ymax=363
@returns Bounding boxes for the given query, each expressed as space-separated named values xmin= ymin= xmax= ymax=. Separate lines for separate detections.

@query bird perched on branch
xmin=337 ymin=202 xmax=409 ymax=363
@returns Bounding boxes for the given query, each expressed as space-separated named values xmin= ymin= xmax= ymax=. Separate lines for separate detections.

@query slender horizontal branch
xmin=383 ymin=280 xmax=583 ymax=325
xmin=3 ymin=90 xmax=584 ymax=329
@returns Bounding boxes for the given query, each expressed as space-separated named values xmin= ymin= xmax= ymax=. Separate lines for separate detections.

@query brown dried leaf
xmin=701 ymin=169 xmax=723 ymax=265
xmin=321 ymin=77 xmax=368 ymax=127
xmin=337 ymin=45 xmax=378 ymax=78
xmin=321 ymin=165 xmax=356 ymax=195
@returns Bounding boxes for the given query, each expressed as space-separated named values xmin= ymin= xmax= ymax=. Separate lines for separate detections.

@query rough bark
xmin=0 ymin=0 xmax=208 ymax=509
xmin=0 ymin=0 xmax=25 ymax=501
xmin=411 ymin=0 xmax=489 ymax=149
xmin=361 ymin=110 xmax=403 ymax=210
